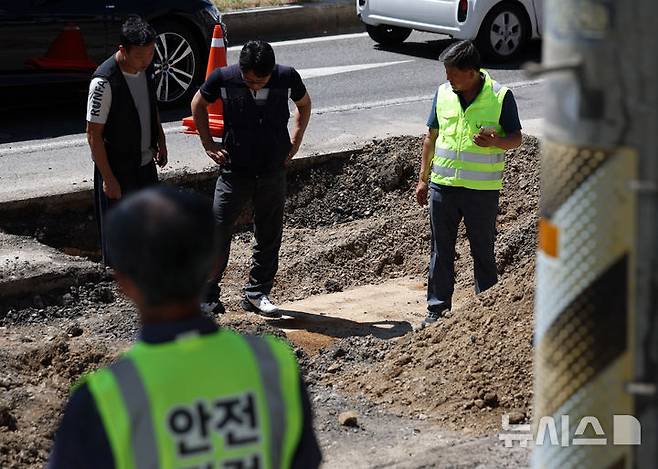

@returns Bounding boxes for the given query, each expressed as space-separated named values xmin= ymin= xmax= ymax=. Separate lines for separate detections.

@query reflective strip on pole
xmin=536 ymin=0 xmax=656 ymax=465
xmin=534 ymin=141 xmax=637 ymax=468
xmin=538 ymin=218 xmax=559 ymax=258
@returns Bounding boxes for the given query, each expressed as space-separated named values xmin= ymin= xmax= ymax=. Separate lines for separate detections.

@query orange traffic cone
xmin=26 ymin=23 xmax=97 ymax=71
xmin=183 ymin=24 xmax=226 ymax=137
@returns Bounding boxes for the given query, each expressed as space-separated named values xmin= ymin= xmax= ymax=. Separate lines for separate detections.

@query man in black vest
xmin=191 ymin=40 xmax=311 ymax=317
xmin=86 ymin=16 xmax=167 ymax=265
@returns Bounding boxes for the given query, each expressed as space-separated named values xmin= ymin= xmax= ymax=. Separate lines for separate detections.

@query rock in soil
xmin=508 ymin=410 xmax=527 ymax=424
xmin=0 ymin=406 xmax=17 ymax=431
xmin=338 ymin=411 xmax=359 ymax=427
xmin=484 ymin=392 xmax=499 ymax=408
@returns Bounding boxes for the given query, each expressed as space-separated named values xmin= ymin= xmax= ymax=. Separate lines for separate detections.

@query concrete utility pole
xmin=533 ymin=0 xmax=657 ymax=467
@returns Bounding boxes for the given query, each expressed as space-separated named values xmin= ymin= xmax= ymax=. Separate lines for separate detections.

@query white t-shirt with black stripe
xmin=87 ymin=71 xmax=154 ymax=167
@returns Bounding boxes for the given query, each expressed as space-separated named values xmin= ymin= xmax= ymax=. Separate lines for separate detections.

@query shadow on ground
xmin=267 ymin=309 xmax=412 ymax=340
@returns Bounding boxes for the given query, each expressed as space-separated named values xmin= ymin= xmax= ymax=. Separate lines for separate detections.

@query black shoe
xmin=417 ymin=309 xmax=448 ymax=330
xmin=201 ymin=283 xmax=224 ymax=315
xmin=201 ymin=298 xmax=225 ymax=315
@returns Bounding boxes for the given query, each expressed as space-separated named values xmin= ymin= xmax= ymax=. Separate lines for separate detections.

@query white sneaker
xmin=243 ymin=295 xmax=281 ymax=318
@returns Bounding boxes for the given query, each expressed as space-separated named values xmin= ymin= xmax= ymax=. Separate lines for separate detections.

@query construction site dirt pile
xmin=0 ymin=135 xmax=540 ymax=467
xmin=295 ymin=135 xmax=540 ymax=433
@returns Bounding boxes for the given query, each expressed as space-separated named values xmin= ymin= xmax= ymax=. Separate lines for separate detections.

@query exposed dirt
xmin=0 ymin=135 xmax=539 ymax=468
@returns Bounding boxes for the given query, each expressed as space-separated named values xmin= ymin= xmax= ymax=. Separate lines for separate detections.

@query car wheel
xmin=476 ymin=3 xmax=529 ymax=61
xmin=152 ymin=19 xmax=204 ymax=108
xmin=366 ymin=24 xmax=412 ymax=46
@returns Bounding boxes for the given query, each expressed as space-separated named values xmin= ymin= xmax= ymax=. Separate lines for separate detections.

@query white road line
xmin=314 ymin=95 xmax=433 ymax=115
xmin=313 ymin=79 xmax=544 ymax=114
xmin=227 ymin=32 xmax=370 ymax=51
xmin=502 ymin=79 xmax=544 ymax=89
xmin=299 ymin=60 xmax=413 ymax=79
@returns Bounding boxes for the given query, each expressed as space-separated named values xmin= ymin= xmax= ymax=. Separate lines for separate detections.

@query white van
xmin=356 ymin=0 xmax=543 ymax=61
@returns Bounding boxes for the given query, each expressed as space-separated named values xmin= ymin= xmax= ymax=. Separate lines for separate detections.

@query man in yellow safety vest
xmin=415 ymin=40 xmax=523 ymax=328
xmin=48 ymin=186 xmax=321 ymax=469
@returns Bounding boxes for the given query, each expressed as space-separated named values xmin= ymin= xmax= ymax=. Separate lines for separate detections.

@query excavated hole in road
xmin=1 ymin=135 xmax=542 ymax=334
xmin=0 ymin=137 xmax=421 ymax=312
xmin=0 ymin=134 xmax=540 ymax=318
xmin=1 ymin=135 xmax=419 ymax=262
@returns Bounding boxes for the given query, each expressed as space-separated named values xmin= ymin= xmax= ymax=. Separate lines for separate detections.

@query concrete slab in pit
xmin=266 ymin=278 xmax=428 ymax=353
xmin=0 ymin=232 xmax=103 ymax=299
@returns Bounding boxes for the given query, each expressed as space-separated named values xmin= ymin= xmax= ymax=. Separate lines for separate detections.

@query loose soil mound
xmin=301 ymin=135 xmax=540 ymax=433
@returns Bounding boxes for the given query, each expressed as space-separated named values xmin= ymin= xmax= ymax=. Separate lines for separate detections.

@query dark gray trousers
xmin=94 ymin=161 xmax=158 ymax=266
xmin=427 ymin=186 xmax=499 ymax=313
xmin=208 ymin=169 xmax=287 ymax=300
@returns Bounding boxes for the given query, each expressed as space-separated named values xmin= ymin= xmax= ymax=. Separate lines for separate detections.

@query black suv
xmin=0 ymin=0 xmax=221 ymax=107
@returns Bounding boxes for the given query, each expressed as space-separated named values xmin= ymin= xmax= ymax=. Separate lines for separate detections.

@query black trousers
xmin=208 ymin=169 xmax=287 ymax=301
xmin=427 ymin=185 xmax=499 ymax=313
xmin=93 ymin=161 xmax=158 ymax=266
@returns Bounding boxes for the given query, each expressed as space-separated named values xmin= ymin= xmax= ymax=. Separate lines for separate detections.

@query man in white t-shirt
xmin=86 ymin=16 xmax=167 ymax=265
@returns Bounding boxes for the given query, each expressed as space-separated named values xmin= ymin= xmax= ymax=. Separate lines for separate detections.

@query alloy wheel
xmin=153 ymin=32 xmax=196 ymax=104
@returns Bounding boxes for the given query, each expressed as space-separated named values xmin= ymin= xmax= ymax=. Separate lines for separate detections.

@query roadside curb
xmin=0 ymin=126 xmax=545 ymax=218
xmin=0 ymin=149 xmax=355 ymax=217
xmin=222 ymin=1 xmax=364 ymax=44
xmin=0 ymin=232 xmax=104 ymax=300
xmin=0 ymin=149 xmax=355 ymax=300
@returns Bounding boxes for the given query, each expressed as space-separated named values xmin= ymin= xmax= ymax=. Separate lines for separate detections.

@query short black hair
xmin=439 ymin=40 xmax=481 ymax=71
xmin=239 ymin=40 xmax=276 ymax=77
xmin=106 ymin=186 xmax=216 ymax=307
xmin=120 ymin=16 xmax=157 ymax=50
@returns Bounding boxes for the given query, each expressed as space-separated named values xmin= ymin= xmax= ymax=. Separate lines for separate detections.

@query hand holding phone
xmin=473 ymin=126 xmax=499 ymax=147
xmin=478 ymin=125 xmax=498 ymax=138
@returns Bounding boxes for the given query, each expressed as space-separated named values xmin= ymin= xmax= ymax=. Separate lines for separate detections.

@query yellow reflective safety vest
xmin=82 ymin=330 xmax=303 ymax=469
xmin=431 ymin=70 xmax=508 ymax=190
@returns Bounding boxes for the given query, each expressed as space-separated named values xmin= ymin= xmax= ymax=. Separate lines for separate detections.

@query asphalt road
xmin=0 ymin=31 xmax=545 ymax=205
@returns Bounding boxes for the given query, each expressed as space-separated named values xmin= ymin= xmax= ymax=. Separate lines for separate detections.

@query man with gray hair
xmin=415 ymin=40 xmax=522 ymax=328
xmin=48 ymin=187 xmax=321 ymax=468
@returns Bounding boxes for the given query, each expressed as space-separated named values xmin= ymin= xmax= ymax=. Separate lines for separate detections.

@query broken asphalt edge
xmin=0 ymin=149 xmax=355 ymax=301
xmin=0 ymin=149 xmax=356 ymax=217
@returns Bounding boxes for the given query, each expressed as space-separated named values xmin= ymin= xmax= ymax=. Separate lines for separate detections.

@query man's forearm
xmin=292 ymin=104 xmax=311 ymax=143
xmin=88 ymin=134 xmax=115 ymax=182
xmin=192 ymin=103 xmax=214 ymax=148
xmin=156 ymin=112 xmax=166 ymax=143
xmin=496 ymin=132 xmax=522 ymax=150
xmin=419 ymin=136 xmax=435 ymax=182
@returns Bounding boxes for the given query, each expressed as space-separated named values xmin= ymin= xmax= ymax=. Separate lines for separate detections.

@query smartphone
xmin=476 ymin=126 xmax=497 ymax=140
xmin=479 ymin=125 xmax=497 ymax=134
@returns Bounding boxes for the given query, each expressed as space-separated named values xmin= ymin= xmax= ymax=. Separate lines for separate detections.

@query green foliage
xmin=213 ymin=0 xmax=299 ymax=12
